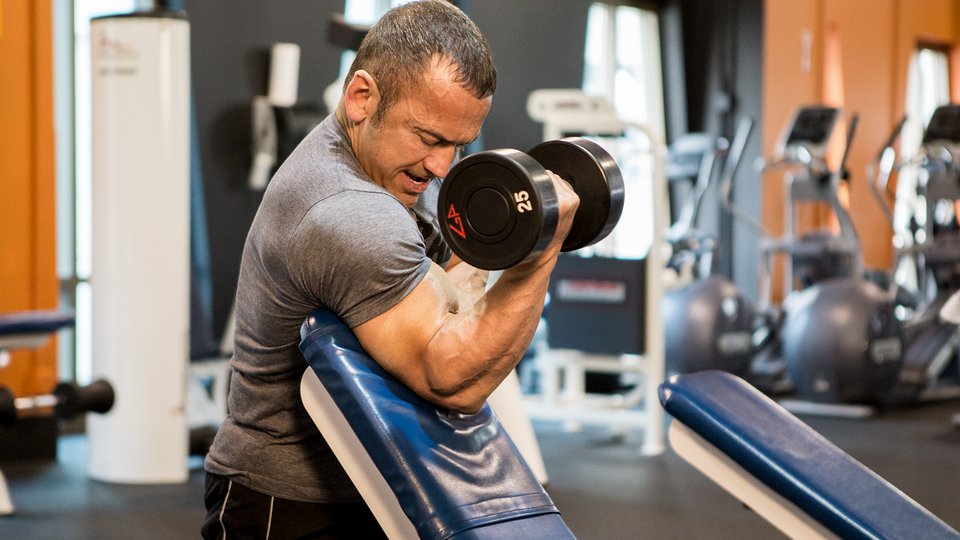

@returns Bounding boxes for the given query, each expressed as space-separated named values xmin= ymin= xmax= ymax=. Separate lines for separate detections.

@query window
xmin=56 ymin=0 xmax=138 ymax=383
xmin=893 ymin=46 xmax=951 ymax=293
xmin=582 ymin=3 xmax=666 ymax=259
xmin=900 ymin=46 xmax=951 ymax=169
xmin=583 ymin=2 xmax=664 ymax=128
xmin=338 ymin=0 xmax=415 ymax=79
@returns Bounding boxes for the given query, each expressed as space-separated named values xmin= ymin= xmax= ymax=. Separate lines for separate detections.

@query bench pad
xmin=300 ymin=309 xmax=572 ymax=540
xmin=659 ymin=370 xmax=958 ymax=539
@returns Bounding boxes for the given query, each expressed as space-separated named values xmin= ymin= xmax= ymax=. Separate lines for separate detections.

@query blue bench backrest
xmin=300 ymin=309 xmax=572 ymax=540
xmin=0 ymin=310 xmax=75 ymax=337
xmin=659 ymin=370 xmax=959 ymax=540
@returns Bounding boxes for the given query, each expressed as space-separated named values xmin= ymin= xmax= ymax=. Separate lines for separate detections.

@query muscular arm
xmin=354 ymin=176 xmax=577 ymax=413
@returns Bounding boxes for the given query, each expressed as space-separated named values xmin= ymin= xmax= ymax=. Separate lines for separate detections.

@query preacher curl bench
xmin=0 ymin=310 xmax=92 ymax=516
xmin=299 ymin=309 xmax=958 ymax=538
xmin=660 ymin=370 xmax=958 ymax=539
xmin=299 ymin=310 xmax=573 ymax=539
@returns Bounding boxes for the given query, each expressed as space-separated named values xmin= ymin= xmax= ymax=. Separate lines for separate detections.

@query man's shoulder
xmin=300 ymin=189 xmax=413 ymax=239
xmin=321 ymin=186 xmax=402 ymax=205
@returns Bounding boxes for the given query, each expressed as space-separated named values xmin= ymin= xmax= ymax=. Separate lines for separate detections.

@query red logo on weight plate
xmin=447 ymin=204 xmax=466 ymax=239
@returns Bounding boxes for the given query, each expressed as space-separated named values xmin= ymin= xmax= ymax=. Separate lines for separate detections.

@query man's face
xmin=354 ymin=59 xmax=492 ymax=208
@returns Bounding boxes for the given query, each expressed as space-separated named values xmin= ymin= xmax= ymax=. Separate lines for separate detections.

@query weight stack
xmin=89 ymin=11 xmax=190 ymax=483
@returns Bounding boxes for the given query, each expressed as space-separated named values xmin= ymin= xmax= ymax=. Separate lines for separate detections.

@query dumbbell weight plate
xmin=528 ymin=137 xmax=625 ymax=252
xmin=53 ymin=379 xmax=115 ymax=419
xmin=53 ymin=382 xmax=81 ymax=419
xmin=439 ymin=149 xmax=559 ymax=270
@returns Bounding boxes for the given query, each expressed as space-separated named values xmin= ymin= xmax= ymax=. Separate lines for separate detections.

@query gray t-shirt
xmin=205 ymin=114 xmax=449 ymax=502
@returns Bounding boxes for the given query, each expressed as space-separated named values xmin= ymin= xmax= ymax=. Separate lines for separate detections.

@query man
xmin=202 ymin=1 xmax=579 ymax=537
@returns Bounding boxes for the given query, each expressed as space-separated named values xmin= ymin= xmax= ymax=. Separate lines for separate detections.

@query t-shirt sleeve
xmin=285 ymin=190 xmax=431 ymax=328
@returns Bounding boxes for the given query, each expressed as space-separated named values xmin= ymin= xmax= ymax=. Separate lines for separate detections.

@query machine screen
xmin=785 ymin=106 xmax=840 ymax=146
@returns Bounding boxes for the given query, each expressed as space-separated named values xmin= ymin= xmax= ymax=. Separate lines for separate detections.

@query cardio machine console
xmin=778 ymin=106 xmax=841 ymax=163
xmin=921 ymin=104 xmax=960 ymax=145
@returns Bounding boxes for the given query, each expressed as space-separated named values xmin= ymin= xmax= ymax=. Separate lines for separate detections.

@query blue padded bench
xmin=0 ymin=310 xmax=75 ymax=350
xmin=659 ymin=370 xmax=959 ymax=539
xmin=299 ymin=309 xmax=574 ymax=540
xmin=0 ymin=309 xmax=75 ymax=516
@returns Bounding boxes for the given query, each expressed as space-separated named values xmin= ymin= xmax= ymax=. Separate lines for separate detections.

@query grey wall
xmin=665 ymin=0 xmax=764 ymax=301
xmin=728 ymin=0 xmax=763 ymax=303
xmin=183 ymin=0 xmax=345 ymax=340
xmin=467 ymin=0 xmax=592 ymax=152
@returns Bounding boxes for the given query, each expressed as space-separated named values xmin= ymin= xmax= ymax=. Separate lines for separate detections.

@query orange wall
xmin=0 ymin=1 xmax=59 ymax=397
xmin=762 ymin=0 xmax=823 ymax=298
xmin=763 ymin=0 xmax=960 ymax=300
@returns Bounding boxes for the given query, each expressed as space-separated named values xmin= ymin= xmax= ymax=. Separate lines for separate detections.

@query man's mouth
xmin=406 ymin=172 xmax=430 ymax=184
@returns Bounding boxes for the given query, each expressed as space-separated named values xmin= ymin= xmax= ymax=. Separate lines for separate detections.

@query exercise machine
xmin=662 ymin=117 xmax=757 ymax=377
xmin=762 ymin=108 xmax=863 ymax=292
xmin=888 ymin=105 xmax=960 ymax=406
xmin=782 ymin=105 xmax=960 ymax=411
xmin=0 ymin=310 xmax=114 ymax=515
xmin=90 ymin=7 xmax=190 ymax=483
xmin=300 ymin=310 xmax=574 ymax=539
xmin=663 ymin=121 xmax=744 ymax=282
xmin=665 ymin=106 xmax=859 ymax=394
xmin=660 ymin=370 xmax=958 ymax=538
xmin=709 ymin=106 xmax=863 ymax=397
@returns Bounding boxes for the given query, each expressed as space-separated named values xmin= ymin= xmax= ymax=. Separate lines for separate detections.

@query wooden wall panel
xmin=763 ymin=0 xmax=960 ymax=299
xmin=762 ymin=0 xmax=823 ymax=299
xmin=895 ymin=0 xmax=956 ymax=118
xmin=0 ymin=1 xmax=59 ymax=397
xmin=822 ymin=0 xmax=897 ymax=271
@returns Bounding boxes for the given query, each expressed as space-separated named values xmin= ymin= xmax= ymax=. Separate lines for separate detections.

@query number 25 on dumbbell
xmin=439 ymin=137 xmax=625 ymax=270
xmin=513 ymin=190 xmax=533 ymax=213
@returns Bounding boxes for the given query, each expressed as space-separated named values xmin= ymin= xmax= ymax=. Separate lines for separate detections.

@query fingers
xmin=544 ymin=170 xmax=579 ymax=245
xmin=545 ymin=169 xmax=580 ymax=212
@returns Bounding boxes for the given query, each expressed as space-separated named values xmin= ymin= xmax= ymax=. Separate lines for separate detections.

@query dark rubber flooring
xmin=2 ymin=399 xmax=959 ymax=539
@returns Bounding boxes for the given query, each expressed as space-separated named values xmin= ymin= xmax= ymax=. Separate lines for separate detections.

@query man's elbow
xmin=424 ymin=380 xmax=487 ymax=414
xmin=435 ymin=395 xmax=487 ymax=415
xmin=417 ymin=348 xmax=512 ymax=413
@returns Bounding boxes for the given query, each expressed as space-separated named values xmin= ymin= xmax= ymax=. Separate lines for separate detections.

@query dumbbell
xmin=438 ymin=137 xmax=625 ymax=270
xmin=0 ymin=379 xmax=115 ymax=427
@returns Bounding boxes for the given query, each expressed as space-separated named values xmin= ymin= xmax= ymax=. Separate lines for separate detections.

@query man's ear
xmin=342 ymin=70 xmax=380 ymax=124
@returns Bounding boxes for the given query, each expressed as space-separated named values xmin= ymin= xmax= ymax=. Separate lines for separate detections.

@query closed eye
xmin=419 ymin=134 xmax=440 ymax=147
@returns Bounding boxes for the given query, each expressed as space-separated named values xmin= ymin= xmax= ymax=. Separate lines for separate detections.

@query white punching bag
xmin=89 ymin=11 xmax=190 ymax=484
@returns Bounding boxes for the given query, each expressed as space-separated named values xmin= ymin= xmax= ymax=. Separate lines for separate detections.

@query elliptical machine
xmin=665 ymin=106 xmax=863 ymax=392
xmin=782 ymin=104 xmax=960 ymax=409
xmin=743 ymin=108 xmax=872 ymax=397
xmin=663 ymin=131 xmax=728 ymax=282
xmin=662 ymin=118 xmax=757 ymax=377
xmin=754 ymin=107 xmax=864 ymax=301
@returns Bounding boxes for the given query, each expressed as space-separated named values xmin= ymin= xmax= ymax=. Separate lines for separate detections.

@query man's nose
xmin=424 ymin=145 xmax=458 ymax=178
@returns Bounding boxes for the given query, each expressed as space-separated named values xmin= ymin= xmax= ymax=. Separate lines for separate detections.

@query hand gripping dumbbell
xmin=0 ymin=379 xmax=115 ymax=427
xmin=438 ymin=137 xmax=625 ymax=270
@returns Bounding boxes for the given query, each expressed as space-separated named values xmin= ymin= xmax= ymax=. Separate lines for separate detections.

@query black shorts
xmin=201 ymin=472 xmax=387 ymax=539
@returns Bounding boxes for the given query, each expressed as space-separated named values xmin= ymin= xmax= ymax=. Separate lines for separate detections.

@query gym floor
xmin=3 ymin=399 xmax=959 ymax=539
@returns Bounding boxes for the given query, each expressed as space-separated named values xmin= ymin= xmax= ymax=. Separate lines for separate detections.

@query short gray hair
xmin=345 ymin=0 xmax=497 ymax=124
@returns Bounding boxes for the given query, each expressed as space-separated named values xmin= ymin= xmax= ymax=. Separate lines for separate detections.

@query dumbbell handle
xmin=0 ymin=379 xmax=115 ymax=427
xmin=13 ymin=394 xmax=60 ymax=410
xmin=54 ymin=379 xmax=115 ymax=418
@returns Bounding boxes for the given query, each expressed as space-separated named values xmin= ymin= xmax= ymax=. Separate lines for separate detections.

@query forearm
xmin=444 ymin=257 xmax=489 ymax=309
xmin=422 ymin=254 xmax=556 ymax=411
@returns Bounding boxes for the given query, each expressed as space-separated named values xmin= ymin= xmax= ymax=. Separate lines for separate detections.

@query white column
xmin=88 ymin=13 xmax=190 ymax=483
